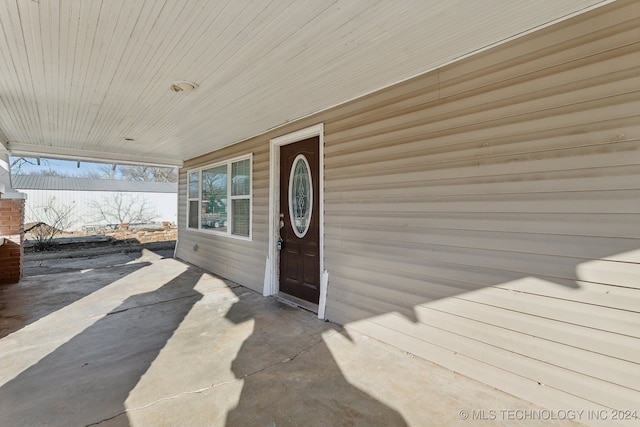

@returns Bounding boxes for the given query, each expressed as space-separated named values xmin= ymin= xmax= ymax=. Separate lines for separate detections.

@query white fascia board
xmin=8 ymin=142 xmax=183 ymax=168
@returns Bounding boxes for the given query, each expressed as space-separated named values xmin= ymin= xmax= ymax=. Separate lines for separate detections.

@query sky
xmin=10 ymin=156 xmax=112 ymax=177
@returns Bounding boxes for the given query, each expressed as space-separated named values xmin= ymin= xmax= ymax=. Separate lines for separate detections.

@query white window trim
xmin=186 ymin=154 xmax=253 ymax=241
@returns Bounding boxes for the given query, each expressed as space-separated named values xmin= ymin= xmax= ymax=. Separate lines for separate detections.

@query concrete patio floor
xmin=0 ymin=247 xmax=583 ymax=427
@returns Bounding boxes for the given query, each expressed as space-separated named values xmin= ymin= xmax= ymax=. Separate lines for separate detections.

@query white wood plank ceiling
xmin=0 ymin=0 xmax=611 ymax=166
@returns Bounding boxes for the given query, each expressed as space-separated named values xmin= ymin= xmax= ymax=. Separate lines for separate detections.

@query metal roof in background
xmin=12 ymin=175 xmax=177 ymax=193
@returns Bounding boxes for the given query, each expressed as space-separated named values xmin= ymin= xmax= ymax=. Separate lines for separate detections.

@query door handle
xmin=277 ymin=214 xmax=285 ymax=251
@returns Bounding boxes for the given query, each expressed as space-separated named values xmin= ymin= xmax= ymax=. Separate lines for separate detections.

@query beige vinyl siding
xmin=322 ymin=1 xmax=640 ymax=424
xmin=178 ymin=1 xmax=639 ymax=423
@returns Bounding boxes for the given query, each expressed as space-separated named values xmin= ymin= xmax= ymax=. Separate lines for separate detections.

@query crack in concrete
xmin=103 ymin=284 xmax=241 ymax=317
xmin=84 ymin=331 xmax=336 ymax=426
xmin=105 ymin=294 xmax=201 ymax=316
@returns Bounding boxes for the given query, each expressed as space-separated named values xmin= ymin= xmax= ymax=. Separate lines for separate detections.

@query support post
xmin=0 ymin=153 xmax=27 ymax=284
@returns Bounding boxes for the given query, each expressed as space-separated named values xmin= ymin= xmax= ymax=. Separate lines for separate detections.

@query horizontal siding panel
xmin=493 ymin=278 xmax=640 ymax=310
xmin=330 ymin=284 xmax=640 ymax=366
xmin=326 ymin=149 xmax=640 ymax=201
xmin=177 ymin=238 xmax=265 ymax=293
xmin=326 ymin=232 xmax=640 ymax=288
xmin=328 ymin=212 xmax=640 ymax=239
xmin=325 ymin=257 xmax=640 ymax=313
xmin=439 ymin=32 xmax=640 ymax=103
xmin=454 ymin=286 xmax=640 ymax=339
xmin=327 ymin=117 xmax=640 ymax=179
xmin=327 ymin=133 xmax=638 ymax=187
xmin=326 ymin=139 xmax=640 ymax=183
xmin=326 ymin=108 xmax=640 ymax=159
xmin=326 ymin=145 xmax=640 ymax=187
xmin=326 ymin=112 xmax=640 ymax=168
xmin=575 ymin=258 xmax=640 ymax=289
xmin=329 ymin=52 xmax=640 ymax=141
xmin=326 ymin=174 xmax=640 ymax=199
xmin=325 ymin=265 xmax=477 ymax=309
xmin=327 ymin=81 xmax=640 ymax=153
xmin=329 ymin=55 xmax=637 ymax=137
xmin=180 ymin=229 xmax=264 ymax=250
xmin=326 ymin=190 xmax=640 ymax=214
xmin=438 ymin=10 xmax=640 ymax=96
xmin=327 ymin=225 xmax=640 ymax=262
xmin=415 ymin=306 xmax=640 ymax=392
xmin=416 ymin=297 xmax=640 ymax=368
xmin=328 ymin=84 xmax=441 ymax=133
xmin=320 ymin=73 xmax=442 ymax=126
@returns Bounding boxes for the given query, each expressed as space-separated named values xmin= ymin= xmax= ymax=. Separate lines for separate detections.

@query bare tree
xmin=11 ymin=156 xmax=79 ymax=177
xmin=81 ymin=165 xmax=117 ymax=180
xmin=80 ymin=164 xmax=177 ymax=182
xmin=25 ymin=197 xmax=76 ymax=251
xmin=10 ymin=157 xmax=34 ymax=174
xmin=10 ymin=157 xmax=54 ymax=175
xmin=117 ymin=165 xmax=177 ymax=182
xmin=25 ymin=169 xmax=72 ymax=177
xmin=89 ymin=193 xmax=158 ymax=225
xmin=11 ymin=156 xmax=176 ymax=182
xmin=81 ymin=170 xmax=106 ymax=180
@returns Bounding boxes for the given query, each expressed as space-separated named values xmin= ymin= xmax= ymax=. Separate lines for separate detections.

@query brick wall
xmin=0 ymin=198 xmax=25 ymax=284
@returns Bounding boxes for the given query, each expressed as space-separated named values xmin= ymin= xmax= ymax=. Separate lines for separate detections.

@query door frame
xmin=266 ymin=123 xmax=327 ymax=319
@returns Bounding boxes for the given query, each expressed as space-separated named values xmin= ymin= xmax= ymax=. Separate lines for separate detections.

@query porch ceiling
xmin=0 ymin=0 xmax=610 ymax=166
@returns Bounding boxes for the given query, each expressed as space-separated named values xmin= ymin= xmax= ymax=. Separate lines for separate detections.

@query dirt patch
xmin=24 ymin=239 xmax=176 ymax=261
xmin=23 ymin=222 xmax=73 ymax=240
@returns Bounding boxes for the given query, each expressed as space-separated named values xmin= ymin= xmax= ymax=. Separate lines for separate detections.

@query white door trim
xmin=266 ymin=123 xmax=326 ymax=319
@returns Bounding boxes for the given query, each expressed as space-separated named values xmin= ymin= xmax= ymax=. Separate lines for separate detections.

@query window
xmin=188 ymin=172 xmax=199 ymax=229
xmin=187 ymin=155 xmax=251 ymax=238
xmin=289 ymin=154 xmax=312 ymax=238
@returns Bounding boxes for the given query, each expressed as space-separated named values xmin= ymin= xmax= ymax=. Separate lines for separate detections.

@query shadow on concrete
xmin=22 ymin=240 xmax=176 ymax=277
xmin=224 ymin=289 xmax=408 ymax=427
xmin=1 ymin=243 xmax=177 ymax=340
xmin=0 ymin=261 xmax=150 ymax=339
xmin=0 ymin=265 xmax=203 ymax=427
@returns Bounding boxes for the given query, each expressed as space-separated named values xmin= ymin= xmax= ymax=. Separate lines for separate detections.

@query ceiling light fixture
xmin=170 ymin=81 xmax=199 ymax=93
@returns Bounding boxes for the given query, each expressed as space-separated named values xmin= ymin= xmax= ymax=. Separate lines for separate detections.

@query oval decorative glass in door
xmin=289 ymin=154 xmax=313 ymax=238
